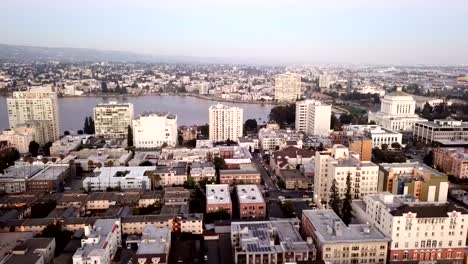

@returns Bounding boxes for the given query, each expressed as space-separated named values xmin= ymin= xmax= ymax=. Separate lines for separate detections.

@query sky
xmin=1 ymin=0 xmax=468 ymax=65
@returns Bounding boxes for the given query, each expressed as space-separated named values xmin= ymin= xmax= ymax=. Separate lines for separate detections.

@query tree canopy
xmin=269 ymin=104 xmax=296 ymax=126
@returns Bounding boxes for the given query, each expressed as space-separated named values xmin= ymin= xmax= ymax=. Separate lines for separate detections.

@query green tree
xmin=341 ymin=173 xmax=353 ymax=225
xmin=391 ymin=142 xmax=401 ymax=150
xmin=269 ymin=104 xmax=296 ymax=126
xmin=339 ymin=114 xmax=353 ymax=125
xmin=89 ymin=116 xmax=95 ymax=134
xmin=83 ymin=117 xmax=90 ymax=134
xmin=423 ymin=150 xmax=434 ymax=167
xmin=244 ymin=119 xmax=258 ymax=134
xmin=421 ymin=102 xmax=433 ymax=120
xmin=101 ymin=81 xmax=108 ymax=93
xmin=127 ymin=125 xmax=133 ymax=147
xmin=281 ymin=200 xmax=296 ymax=217
xmin=331 ymin=115 xmax=342 ymax=131
xmin=328 ymin=179 xmax=342 ymax=217
xmin=28 ymin=141 xmax=40 ymax=157
xmin=381 ymin=143 xmax=389 ymax=151
xmin=43 ymin=141 xmax=53 ymax=156
xmin=139 ymin=160 xmax=153 ymax=166
xmin=64 ymin=131 xmax=70 ymax=136
xmin=38 ymin=223 xmax=73 ymax=256
xmin=199 ymin=124 xmax=209 ymax=138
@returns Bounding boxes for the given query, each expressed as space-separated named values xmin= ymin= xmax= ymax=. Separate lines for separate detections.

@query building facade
xmin=83 ymin=166 xmax=154 ymax=191
xmin=209 ymin=104 xmax=243 ymax=142
xmin=94 ymin=102 xmax=134 ymax=139
xmin=413 ymin=119 xmax=468 ymax=145
xmin=274 ymin=73 xmax=302 ymax=102
xmin=132 ymin=112 xmax=178 ymax=148
xmin=236 ymin=184 xmax=266 ymax=219
xmin=206 ymin=184 xmax=232 ymax=216
xmin=344 ymin=125 xmax=403 ymax=149
xmin=7 ymin=87 xmax=60 ymax=141
xmin=433 ymin=148 xmax=468 ymax=179
xmin=295 ymin=100 xmax=331 ymax=136
xmin=132 ymin=226 xmax=171 ymax=264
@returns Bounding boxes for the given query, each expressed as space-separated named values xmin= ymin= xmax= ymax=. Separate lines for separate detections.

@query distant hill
xmin=0 ymin=43 xmax=227 ymax=64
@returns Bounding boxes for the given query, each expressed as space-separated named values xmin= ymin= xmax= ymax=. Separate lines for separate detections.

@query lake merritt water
xmin=0 ymin=95 xmax=273 ymax=133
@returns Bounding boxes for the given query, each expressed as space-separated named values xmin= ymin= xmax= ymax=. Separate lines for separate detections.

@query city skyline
xmin=1 ymin=0 xmax=468 ymax=65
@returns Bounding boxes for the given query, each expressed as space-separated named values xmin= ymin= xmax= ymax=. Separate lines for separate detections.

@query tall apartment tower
xmin=94 ymin=102 xmax=134 ymax=139
xmin=295 ymin=100 xmax=331 ymax=136
xmin=274 ymin=73 xmax=302 ymax=102
xmin=209 ymin=104 xmax=243 ymax=142
xmin=7 ymin=87 xmax=60 ymax=141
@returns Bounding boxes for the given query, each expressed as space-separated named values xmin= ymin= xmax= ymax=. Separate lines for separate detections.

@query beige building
xmin=433 ymin=147 xmax=468 ymax=179
xmin=0 ymin=128 xmax=34 ymax=153
xmin=302 ymin=209 xmax=389 ymax=264
xmin=315 ymin=145 xmax=379 ymax=205
xmin=209 ymin=104 xmax=243 ymax=142
xmin=236 ymin=184 xmax=266 ymax=219
xmin=94 ymin=102 xmax=134 ymax=139
xmin=274 ymin=73 xmax=302 ymax=102
xmin=7 ymin=87 xmax=60 ymax=141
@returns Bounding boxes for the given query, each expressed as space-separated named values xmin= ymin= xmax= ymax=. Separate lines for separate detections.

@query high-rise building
xmin=295 ymin=99 xmax=331 ymax=136
xmin=368 ymin=88 xmax=427 ymax=131
xmin=209 ymin=104 xmax=243 ymax=142
xmin=94 ymin=102 xmax=134 ymax=139
xmin=318 ymin=74 xmax=335 ymax=92
xmin=132 ymin=112 xmax=178 ymax=148
xmin=7 ymin=87 xmax=60 ymax=141
xmin=274 ymin=73 xmax=302 ymax=102
xmin=314 ymin=144 xmax=379 ymax=205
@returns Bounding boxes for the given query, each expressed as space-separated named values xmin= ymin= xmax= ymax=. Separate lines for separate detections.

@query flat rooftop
xmin=0 ymin=165 xmax=43 ymax=180
xmin=93 ymin=166 xmax=156 ymax=179
xmin=236 ymin=185 xmax=265 ymax=204
xmin=206 ymin=184 xmax=231 ymax=205
xmin=73 ymin=219 xmax=120 ymax=260
xmin=136 ymin=226 xmax=170 ymax=255
xmin=379 ymin=161 xmax=446 ymax=177
xmin=30 ymin=165 xmax=69 ymax=180
xmin=303 ymin=209 xmax=389 ymax=244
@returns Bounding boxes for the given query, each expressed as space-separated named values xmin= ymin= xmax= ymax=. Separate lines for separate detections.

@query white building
xmin=7 ymin=87 xmax=60 ymax=141
xmin=413 ymin=118 xmax=468 ymax=145
xmin=368 ymin=89 xmax=427 ymax=131
xmin=83 ymin=166 xmax=154 ymax=191
xmin=344 ymin=124 xmax=403 ymax=149
xmin=132 ymin=112 xmax=178 ymax=148
xmin=319 ymin=74 xmax=335 ymax=91
xmin=258 ymin=127 xmax=303 ymax=151
xmin=314 ymin=145 xmax=379 ymax=205
xmin=94 ymin=102 xmax=134 ymax=139
xmin=49 ymin=135 xmax=83 ymax=156
xmin=353 ymin=193 xmax=468 ymax=264
xmin=209 ymin=104 xmax=243 ymax=142
xmin=295 ymin=100 xmax=331 ymax=136
xmin=274 ymin=73 xmax=302 ymax=102
xmin=206 ymin=184 xmax=232 ymax=216
xmin=73 ymin=219 xmax=122 ymax=264
xmin=133 ymin=226 xmax=171 ymax=264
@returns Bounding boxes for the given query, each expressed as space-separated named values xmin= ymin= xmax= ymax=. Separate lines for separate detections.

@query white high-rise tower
xmin=209 ymin=104 xmax=243 ymax=142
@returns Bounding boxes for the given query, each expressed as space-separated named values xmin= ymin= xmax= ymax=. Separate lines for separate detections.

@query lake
xmin=0 ymin=95 xmax=273 ymax=132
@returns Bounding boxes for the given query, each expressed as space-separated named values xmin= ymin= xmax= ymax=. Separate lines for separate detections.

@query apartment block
xmin=206 ymin=184 xmax=232 ymax=216
xmin=296 ymin=99 xmax=331 ymax=136
xmin=236 ymin=184 xmax=266 ymax=219
xmin=132 ymin=226 xmax=171 ymax=264
xmin=132 ymin=112 xmax=178 ymax=148
xmin=433 ymin=147 xmax=468 ymax=179
xmin=83 ymin=166 xmax=154 ymax=191
xmin=94 ymin=102 xmax=134 ymax=139
xmin=348 ymin=136 xmax=373 ymax=161
xmin=274 ymin=73 xmax=302 ymax=102
xmin=378 ymin=161 xmax=448 ymax=202
xmin=302 ymin=209 xmax=389 ymax=264
xmin=209 ymin=104 xmax=243 ymax=142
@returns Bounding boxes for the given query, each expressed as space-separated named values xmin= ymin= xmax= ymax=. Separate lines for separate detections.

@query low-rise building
xmin=121 ymin=214 xmax=203 ymax=235
xmin=153 ymin=162 xmax=187 ymax=186
xmin=353 ymin=193 xmax=468 ymax=264
xmin=344 ymin=124 xmax=403 ymax=149
xmin=378 ymin=161 xmax=449 ymax=202
xmin=219 ymin=163 xmax=261 ymax=186
xmin=62 ymin=148 xmax=132 ymax=171
xmin=132 ymin=112 xmax=178 ymax=149
xmin=132 ymin=226 xmax=171 ymax=264
xmin=302 ymin=209 xmax=389 ymax=264
xmin=270 ymin=146 xmax=314 ymax=174
xmin=72 ymin=219 xmax=122 ymax=264
xmin=236 ymin=184 xmax=266 ymax=219
xmin=0 ymin=234 xmax=56 ymax=264
xmin=49 ymin=135 xmax=83 ymax=156
xmin=231 ymin=219 xmax=316 ymax=264
xmin=163 ymin=187 xmax=190 ymax=205
xmin=206 ymin=184 xmax=232 ymax=216
xmin=258 ymin=127 xmax=304 ymax=152
xmin=348 ymin=136 xmax=373 ymax=162
xmin=190 ymin=162 xmax=216 ymax=182
xmin=413 ymin=118 xmax=468 ymax=146
xmin=278 ymin=169 xmax=313 ymax=190
xmin=433 ymin=147 xmax=468 ymax=179
xmin=82 ymin=166 xmax=154 ymax=191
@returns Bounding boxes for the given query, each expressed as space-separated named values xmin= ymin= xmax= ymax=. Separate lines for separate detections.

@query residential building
xmin=296 ymin=100 xmax=331 ymax=136
xmin=278 ymin=169 xmax=314 ymax=190
xmin=190 ymin=162 xmax=216 ymax=182
xmin=132 ymin=226 xmax=171 ymax=264
xmin=378 ymin=162 xmax=448 ymax=202
xmin=206 ymin=184 xmax=232 ymax=216
xmin=49 ymin=135 xmax=82 ymax=156
xmin=0 ymin=128 xmax=34 ymax=153
xmin=353 ymin=193 xmax=468 ymax=264
xmin=209 ymin=104 xmax=243 ymax=142
xmin=302 ymin=209 xmax=389 ymax=264
xmin=153 ymin=162 xmax=187 ymax=186
xmin=314 ymin=145 xmax=379 ymax=205
xmin=61 ymin=148 xmax=132 ymax=171
xmin=132 ymin=112 xmax=178 ymax=148
xmin=433 ymin=148 xmax=468 ymax=179
xmin=348 ymin=136 xmax=373 ymax=161
xmin=231 ymin=219 xmax=316 ymax=264
xmin=7 ymin=87 xmax=60 ymax=141
xmin=14 ymin=120 xmax=53 ymax=145
xmin=0 ymin=234 xmax=56 ymax=264
xmin=368 ymin=88 xmax=427 ymax=131
xmin=82 ymin=166 xmax=154 ymax=191
xmin=274 ymin=72 xmax=302 ymax=102
xmin=219 ymin=163 xmax=261 ymax=186
xmin=413 ymin=118 xmax=468 ymax=146
xmin=163 ymin=187 xmax=190 ymax=205
xmin=319 ymin=74 xmax=335 ymax=90
xmin=72 ymin=219 xmax=121 ymax=264
xmin=258 ymin=127 xmax=304 ymax=151
xmin=270 ymin=146 xmax=315 ymax=174
xmin=344 ymin=124 xmax=403 ymax=149
xmin=236 ymin=184 xmax=266 ymax=219
xmin=121 ymin=214 xmax=203 ymax=235
xmin=94 ymin=102 xmax=134 ymax=139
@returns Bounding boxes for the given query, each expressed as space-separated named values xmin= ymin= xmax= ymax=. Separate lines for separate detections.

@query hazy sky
xmin=2 ymin=0 xmax=468 ymax=65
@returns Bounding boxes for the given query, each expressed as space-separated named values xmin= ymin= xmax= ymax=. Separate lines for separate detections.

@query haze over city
xmin=2 ymin=0 xmax=468 ymax=65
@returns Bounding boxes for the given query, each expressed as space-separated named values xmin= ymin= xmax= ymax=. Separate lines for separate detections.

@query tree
xmin=328 ymin=179 xmax=342 ymax=217
xmin=63 ymin=130 xmax=70 ymax=136
xmin=38 ymin=223 xmax=73 ymax=256
xmin=280 ymin=200 xmax=296 ymax=217
xmin=381 ymin=144 xmax=389 ymax=151
xmin=101 ymin=81 xmax=108 ymax=93
xmin=89 ymin=116 xmax=95 ymax=134
xmin=199 ymin=124 xmax=209 ymax=138
xmin=331 ymin=115 xmax=342 ymax=131
xmin=341 ymin=173 xmax=353 ymax=225
xmin=127 ymin=125 xmax=133 ymax=147
xmin=28 ymin=141 xmax=40 ymax=157
xmin=421 ymin=102 xmax=433 ymax=120
xmin=269 ymin=104 xmax=296 ymax=126
xmin=83 ymin=117 xmax=90 ymax=134
xmin=77 ymin=130 xmax=84 ymax=135
xmin=139 ymin=160 xmax=153 ymax=166
xmin=244 ymin=119 xmax=258 ymax=134
xmin=339 ymin=114 xmax=353 ymax=125
xmin=161 ymin=142 xmax=168 ymax=148
xmin=423 ymin=150 xmax=434 ymax=167
xmin=43 ymin=141 xmax=53 ymax=156
xmin=391 ymin=142 xmax=401 ymax=150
